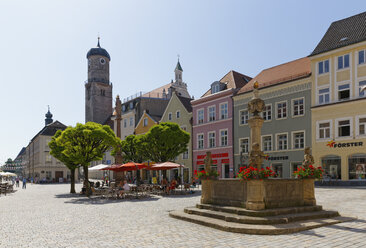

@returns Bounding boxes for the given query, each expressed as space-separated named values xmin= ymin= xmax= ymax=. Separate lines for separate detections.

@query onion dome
xmin=86 ymin=37 xmax=111 ymax=60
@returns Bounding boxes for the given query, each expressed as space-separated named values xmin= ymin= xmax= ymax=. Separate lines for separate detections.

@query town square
xmin=1 ymin=1 xmax=366 ymax=247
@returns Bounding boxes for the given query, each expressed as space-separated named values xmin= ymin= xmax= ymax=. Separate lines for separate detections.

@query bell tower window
xmin=101 ymin=89 xmax=105 ymax=96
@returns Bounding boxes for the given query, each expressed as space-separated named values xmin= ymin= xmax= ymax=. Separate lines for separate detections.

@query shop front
xmin=194 ymin=151 xmax=233 ymax=178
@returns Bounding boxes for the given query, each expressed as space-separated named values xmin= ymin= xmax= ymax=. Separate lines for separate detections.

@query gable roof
xmin=177 ymin=95 xmax=193 ymax=113
xmin=201 ymin=70 xmax=252 ymax=97
xmin=310 ymin=12 xmax=366 ymax=56
xmin=237 ymin=57 xmax=311 ymax=94
xmin=30 ymin=121 xmax=67 ymax=142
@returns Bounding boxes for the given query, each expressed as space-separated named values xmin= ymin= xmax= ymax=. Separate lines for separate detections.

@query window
xmin=262 ymin=136 xmax=272 ymax=151
xmin=129 ymin=102 xmax=134 ymax=110
xmin=358 ymin=117 xmax=366 ymax=136
xmin=359 ymin=50 xmax=365 ymax=65
xmin=208 ymin=106 xmax=216 ymax=122
xmin=168 ymin=112 xmax=172 ymax=121
xmin=338 ymin=84 xmax=350 ymax=101
xmin=240 ymin=110 xmax=249 ymax=125
xmin=182 ymin=149 xmax=189 ymax=159
xmin=293 ymin=132 xmax=305 ymax=149
xmin=276 ymin=102 xmax=287 ymax=119
xmin=197 ymin=134 xmax=204 ymax=149
xmin=143 ymin=118 xmax=148 ymax=127
xmin=318 ymin=122 xmax=331 ymax=139
xmin=46 ymin=154 xmax=52 ymax=162
xmin=318 ymin=60 xmax=329 ymax=74
xmin=197 ymin=109 xmax=204 ymax=124
xmin=176 ymin=111 xmax=180 ymax=119
xmin=338 ymin=54 xmax=350 ymax=70
xmin=338 ymin=119 xmax=351 ymax=137
xmin=293 ymin=98 xmax=304 ymax=116
xmin=220 ymin=103 xmax=228 ymax=119
xmin=277 ymin=134 xmax=288 ymax=150
xmin=240 ymin=138 xmax=249 ymax=153
xmin=359 ymin=81 xmax=366 ymax=97
xmin=208 ymin=132 xmax=216 ymax=148
xmin=129 ymin=117 xmax=133 ymax=126
xmin=212 ymin=84 xmax=220 ymax=94
xmin=123 ymin=119 xmax=127 ymax=128
xmin=220 ymin=130 xmax=228 ymax=146
xmin=318 ymin=88 xmax=330 ymax=104
xmin=262 ymin=105 xmax=272 ymax=121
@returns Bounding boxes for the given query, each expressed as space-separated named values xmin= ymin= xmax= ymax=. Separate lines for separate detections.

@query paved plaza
xmin=0 ymin=184 xmax=365 ymax=248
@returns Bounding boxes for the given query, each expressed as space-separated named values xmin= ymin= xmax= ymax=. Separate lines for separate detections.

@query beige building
xmin=160 ymin=92 xmax=193 ymax=182
xmin=25 ymin=110 xmax=70 ymax=182
xmin=310 ymin=12 xmax=366 ymax=182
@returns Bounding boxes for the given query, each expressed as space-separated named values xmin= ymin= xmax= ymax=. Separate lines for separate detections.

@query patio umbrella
xmin=147 ymin=162 xmax=185 ymax=171
xmin=0 ymin=172 xmax=17 ymax=177
xmin=102 ymin=162 xmax=147 ymax=172
xmin=88 ymin=164 xmax=110 ymax=171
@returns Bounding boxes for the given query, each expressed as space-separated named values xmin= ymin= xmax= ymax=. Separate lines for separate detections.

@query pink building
xmin=192 ymin=71 xmax=251 ymax=178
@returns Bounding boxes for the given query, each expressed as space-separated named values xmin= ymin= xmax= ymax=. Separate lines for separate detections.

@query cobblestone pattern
xmin=0 ymin=184 xmax=365 ymax=248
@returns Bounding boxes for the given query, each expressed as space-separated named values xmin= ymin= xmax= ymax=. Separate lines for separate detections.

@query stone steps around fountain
xmin=184 ymin=207 xmax=339 ymax=225
xmin=197 ymin=203 xmax=323 ymax=217
xmin=169 ymin=210 xmax=354 ymax=235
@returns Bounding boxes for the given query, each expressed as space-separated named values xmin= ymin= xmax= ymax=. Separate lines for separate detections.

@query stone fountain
xmin=170 ymin=82 xmax=353 ymax=234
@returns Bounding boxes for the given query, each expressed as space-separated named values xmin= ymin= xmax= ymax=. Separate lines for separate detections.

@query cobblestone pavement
xmin=0 ymin=184 xmax=365 ymax=248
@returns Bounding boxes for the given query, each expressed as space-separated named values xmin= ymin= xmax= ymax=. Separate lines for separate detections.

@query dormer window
xmin=122 ymin=105 xmax=126 ymax=112
xmin=129 ymin=102 xmax=134 ymax=110
xmin=212 ymin=84 xmax=220 ymax=94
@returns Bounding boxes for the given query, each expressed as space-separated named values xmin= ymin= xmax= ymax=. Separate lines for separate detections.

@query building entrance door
xmin=222 ymin=164 xmax=230 ymax=178
xmin=55 ymin=171 xmax=64 ymax=183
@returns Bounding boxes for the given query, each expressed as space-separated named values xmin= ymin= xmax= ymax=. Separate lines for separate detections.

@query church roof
xmin=310 ymin=11 xmax=366 ymax=56
xmin=175 ymin=60 xmax=183 ymax=71
xmin=177 ymin=95 xmax=193 ymax=113
xmin=87 ymin=39 xmax=111 ymax=60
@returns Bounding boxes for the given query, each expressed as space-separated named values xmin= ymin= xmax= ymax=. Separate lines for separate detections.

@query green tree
xmin=141 ymin=122 xmax=190 ymax=163
xmin=118 ymin=135 xmax=147 ymax=163
xmin=54 ymin=122 xmax=118 ymax=196
xmin=49 ymin=130 xmax=80 ymax=193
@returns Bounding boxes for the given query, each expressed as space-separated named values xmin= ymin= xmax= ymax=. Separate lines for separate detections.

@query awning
xmin=102 ymin=162 xmax=147 ymax=172
xmin=88 ymin=164 xmax=110 ymax=171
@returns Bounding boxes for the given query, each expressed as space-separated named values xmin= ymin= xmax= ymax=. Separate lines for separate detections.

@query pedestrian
xmin=16 ymin=177 xmax=20 ymax=187
xmin=22 ymin=177 xmax=27 ymax=189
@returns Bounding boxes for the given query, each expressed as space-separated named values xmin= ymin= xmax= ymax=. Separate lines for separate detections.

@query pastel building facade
xmin=192 ymin=71 xmax=251 ymax=178
xmin=310 ymin=12 xmax=366 ymax=181
xmin=233 ymin=58 xmax=312 ymax=178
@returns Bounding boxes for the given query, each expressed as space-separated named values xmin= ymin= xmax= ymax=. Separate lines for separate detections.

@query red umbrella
xmin=102 ymin=162 xmax=147 ymax=172
xmin=147 ymin=162 xmax=184 ymax=171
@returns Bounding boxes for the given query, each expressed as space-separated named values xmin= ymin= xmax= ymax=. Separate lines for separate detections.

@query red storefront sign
xmin=197 ymin=153 xmax=228 ymax=160
xmin=197 ymin=160 xmax=218 ymax=165
xmin=221 ymin=159 xmax=230 ymax=164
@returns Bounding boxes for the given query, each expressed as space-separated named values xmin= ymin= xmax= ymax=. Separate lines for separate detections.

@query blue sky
xmin=0 ymin=0 xmax=364 ymax=164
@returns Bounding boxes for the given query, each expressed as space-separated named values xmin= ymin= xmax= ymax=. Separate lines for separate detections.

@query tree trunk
xmin=83 ymin=164 xmax=90 ymax=197
xmin=70 ymin=168 xmax=76 ymax=194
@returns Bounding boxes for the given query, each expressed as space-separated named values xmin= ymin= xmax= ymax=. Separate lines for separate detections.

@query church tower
xmin=85 ymin=37 xmax=113 ymax=124
xmin=45 ymin=106 xmax=53 ymax=126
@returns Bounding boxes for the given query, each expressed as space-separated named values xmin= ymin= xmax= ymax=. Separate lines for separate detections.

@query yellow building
xmin=310 ymin=12 xmax=366 ymax=181
xmin=134 ymin=110 xmax=160 ymax=135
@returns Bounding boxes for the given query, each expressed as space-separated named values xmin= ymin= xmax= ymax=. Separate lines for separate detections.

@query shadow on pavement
xmin=61 ymin=195 xmax=160 ymax=205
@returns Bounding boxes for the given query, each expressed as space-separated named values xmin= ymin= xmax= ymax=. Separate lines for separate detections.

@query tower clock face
xmin=100 ymin=58 xmax=106 ymax=64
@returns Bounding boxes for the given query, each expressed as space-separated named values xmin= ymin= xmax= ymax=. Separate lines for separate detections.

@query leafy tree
xmin=114 ymin=135 xmax=146 ymax=163
xmin=54 ymin=122 xmax=118 ymax=196
xmin=141 ymin=122 xmax=190 ymax=163
xmin=49 ymin=130 xmax=80 ymax=193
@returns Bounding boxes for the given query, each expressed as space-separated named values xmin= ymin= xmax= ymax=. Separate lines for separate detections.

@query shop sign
xmin=197 ymin=153 xmax=228 ymax=159
xmin=326 ymin=140 xmax=363 ymax=148
xmin=196 ymin=160 xmax=217 ymax=165
xmin=267 ymin=156 xmax=289 ymax=161
xmin=222 ymin=159 xmax=230 ymax=163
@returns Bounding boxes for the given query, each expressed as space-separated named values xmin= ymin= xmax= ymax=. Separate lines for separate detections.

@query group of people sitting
xmin=117 ymin=180 xmax=130 ymax=198
xmin=160 ymin=178 xmax=178 ymax=194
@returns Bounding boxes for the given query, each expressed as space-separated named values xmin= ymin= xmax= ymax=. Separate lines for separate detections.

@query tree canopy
xmin=140 ymin=122 xmax=190 ymax=163
xmin=117 ymin=135 xmax=146 ymax=163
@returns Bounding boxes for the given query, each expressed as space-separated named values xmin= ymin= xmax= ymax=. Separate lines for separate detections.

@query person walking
xmin=16 ymin=177 xmax=20 ymax=187
xmin=22 ymin=177 xmax=27 ymax=189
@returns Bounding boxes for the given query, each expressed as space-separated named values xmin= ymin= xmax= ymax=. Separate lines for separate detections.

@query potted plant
xmin=237 ymin=166 xmax=276 ymax=180
xmin=293 ymin=165 xmax=323 ymax=206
